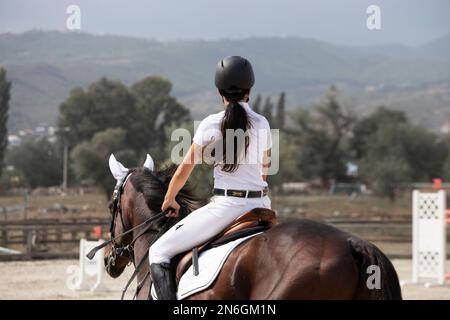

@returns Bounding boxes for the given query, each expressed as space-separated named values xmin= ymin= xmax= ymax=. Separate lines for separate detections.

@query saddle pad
xmin=151 ymin=232 xmax=262 ymax=300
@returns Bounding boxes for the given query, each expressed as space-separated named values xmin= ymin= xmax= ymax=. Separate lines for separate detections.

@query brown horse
xmin=104 ymin=165 xmax=402 ymax=300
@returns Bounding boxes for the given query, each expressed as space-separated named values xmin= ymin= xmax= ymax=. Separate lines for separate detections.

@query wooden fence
xmin=0 ymin=218 xmax=109 ymax=261
xmin=1 ymin=216 xmax=447 ymax=261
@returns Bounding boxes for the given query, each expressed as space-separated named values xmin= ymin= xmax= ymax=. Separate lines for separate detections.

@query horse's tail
xmin=348 ymin=236 xmax=402 ymax=300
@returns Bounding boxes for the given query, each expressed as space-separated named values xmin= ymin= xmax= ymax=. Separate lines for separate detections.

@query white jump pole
xmin=74 ymin=238 xmax=109 ymax=291
xmin=410 ymin=189 xmax=449 ymax=286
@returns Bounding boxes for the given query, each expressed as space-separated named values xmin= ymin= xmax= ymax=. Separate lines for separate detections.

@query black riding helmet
xmin=214 ymin=56 xmax=255 ymax=91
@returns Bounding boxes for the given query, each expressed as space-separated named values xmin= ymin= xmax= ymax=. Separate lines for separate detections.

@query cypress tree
xmin=262 ymin=96 xmax=273 ymax=125
xmin=253 ymin=94 xmax=262 ymax=113
xmin=0 ymin=68 xmax=11 ymax=179
xmin=276 ymin=92 xmax=286 ymax=129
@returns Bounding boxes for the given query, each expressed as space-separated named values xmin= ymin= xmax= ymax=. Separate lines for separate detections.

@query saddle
xmin=174 ymin=207 xmax=277 ymax=283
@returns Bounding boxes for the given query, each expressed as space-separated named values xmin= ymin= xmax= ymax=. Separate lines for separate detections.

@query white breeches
xmin=149 ymin=195 xmax=271 ymax=264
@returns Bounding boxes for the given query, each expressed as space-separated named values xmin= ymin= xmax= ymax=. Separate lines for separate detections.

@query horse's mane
xmin=128 ymin=165 xmax=206 ymax=227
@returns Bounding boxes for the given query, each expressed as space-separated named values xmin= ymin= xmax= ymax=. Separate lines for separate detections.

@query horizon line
xmin=1 ymin=28 xmax=448 ymax=49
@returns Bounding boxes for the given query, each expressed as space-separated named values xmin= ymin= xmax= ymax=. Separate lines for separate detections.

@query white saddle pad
xmin=151 ymin=232 xmax=262 ymax=300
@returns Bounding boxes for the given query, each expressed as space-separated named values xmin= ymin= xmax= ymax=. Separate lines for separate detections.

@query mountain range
xmin=0 ymin=30 xmax=449 ymax=132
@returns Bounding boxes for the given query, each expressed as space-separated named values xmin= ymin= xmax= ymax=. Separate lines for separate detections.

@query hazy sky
xmin=1 ymin=0 xmax=449 ymax=46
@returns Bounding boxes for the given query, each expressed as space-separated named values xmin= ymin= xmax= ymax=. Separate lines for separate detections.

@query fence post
xmin=56 ymin=226 xmax=62 ymax=243
xmin=23 ymin=190 xmax=28 ymax=220
xmin=26 ymin=228 xmax=34 ymax=259
xmin=0 ymin=228 xmax=7 ymax=247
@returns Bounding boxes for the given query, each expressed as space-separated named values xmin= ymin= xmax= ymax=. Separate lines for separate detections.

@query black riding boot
xmin=150 ymin=263 xmax=177 ymax=300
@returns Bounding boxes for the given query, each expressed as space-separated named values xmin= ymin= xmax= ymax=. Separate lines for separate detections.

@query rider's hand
xmin=161 ymin=197 xmax=180 ymax=218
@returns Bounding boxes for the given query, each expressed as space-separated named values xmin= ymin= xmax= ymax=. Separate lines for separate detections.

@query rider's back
xmin=193 ymin=102 xmax=271 ymax=190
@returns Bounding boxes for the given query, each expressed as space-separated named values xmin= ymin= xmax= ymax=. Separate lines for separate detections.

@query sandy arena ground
xmin=0 ymin=259 xmax=449 ymax=300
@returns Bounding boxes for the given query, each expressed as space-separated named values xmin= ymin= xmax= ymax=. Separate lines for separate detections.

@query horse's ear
xmin=108 ymin=154 xmax=129 ymax=182
xmin=143 ymin=154 xmax=154 ymax=171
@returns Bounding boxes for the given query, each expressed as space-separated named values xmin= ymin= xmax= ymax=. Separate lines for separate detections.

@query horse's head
xmin=104 ymin=153 xmax=155 ymax=278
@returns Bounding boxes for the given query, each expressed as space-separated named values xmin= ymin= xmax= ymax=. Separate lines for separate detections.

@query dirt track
xmin=0 ymin=259 xmax=448 ymax=300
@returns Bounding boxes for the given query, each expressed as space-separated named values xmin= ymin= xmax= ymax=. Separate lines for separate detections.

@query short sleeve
xmin=193 ymin=116 xmax=217 ymax=146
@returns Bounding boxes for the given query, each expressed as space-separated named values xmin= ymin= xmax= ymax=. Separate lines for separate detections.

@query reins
xmin=86 ymin=210 xmax=167 ymax=260
xmin=86 ymin=167 xmax=188 ymax=299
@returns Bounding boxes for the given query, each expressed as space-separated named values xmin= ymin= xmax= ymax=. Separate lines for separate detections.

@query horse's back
xmin=191 ymin=218 xmax=359 ymax=299
xmin=189 ymin=218 xmax=401 ymax=300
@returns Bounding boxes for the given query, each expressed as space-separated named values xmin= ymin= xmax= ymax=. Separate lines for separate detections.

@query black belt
xmin=213 ymin=188 xmax=268 ymax=198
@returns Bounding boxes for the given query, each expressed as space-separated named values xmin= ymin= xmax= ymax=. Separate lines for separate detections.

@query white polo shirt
xmin=193 ymin=102 xmax=272 ymax=190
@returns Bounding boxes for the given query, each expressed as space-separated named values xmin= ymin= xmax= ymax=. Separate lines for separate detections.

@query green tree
xmin=369 ymin=123 xmax=417 ymax=198
xmin=351 ymin=107 xmax=407 ymax=160
xmin=0 ymin=68 xmax=11 ymax=179
xmin=402 ymin=126 xmax=447 ymax=181
xmin=358 ymin=122 xmax=413 ymax=199
xmin=361 ymin=155 xmax=411 ymax=201
xmin=354 ymin=108 xmax=447 ymax=199
xmin=442 ymin=135 xmax=450 ymax=180
xmin=58 ymin=78 xmax=137 ymax=147
xmin=71 ymin=128 xmax=137 ymax=196
xmin=129 ymin=76 xmax=190 ymax=162
xmin=443 ymin=156 xmax=450 ymax=181
xmin=6 ymin=138 xmax=62 ymax=188
xmin=267 ymin=131 xmax=302 ymax=192
xmin=57 ymin=76 xmax=190 ymax=191
xmin=275 ymin=92 xmax=286 ymax=129
xmin=252 ymin=94 xmax=262 ymax=113
xmin=293 ymin=87 xmax=354 ymax=184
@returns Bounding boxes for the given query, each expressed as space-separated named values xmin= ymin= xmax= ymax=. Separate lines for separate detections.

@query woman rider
xmin=149 ymin=56 xmax=273 ymax=300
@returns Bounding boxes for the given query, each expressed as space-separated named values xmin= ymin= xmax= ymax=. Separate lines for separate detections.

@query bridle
xmin=86 ymin=169 xmax=184 ymax=299
xmin=108 ymin=171 xmax=136 ymax=265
